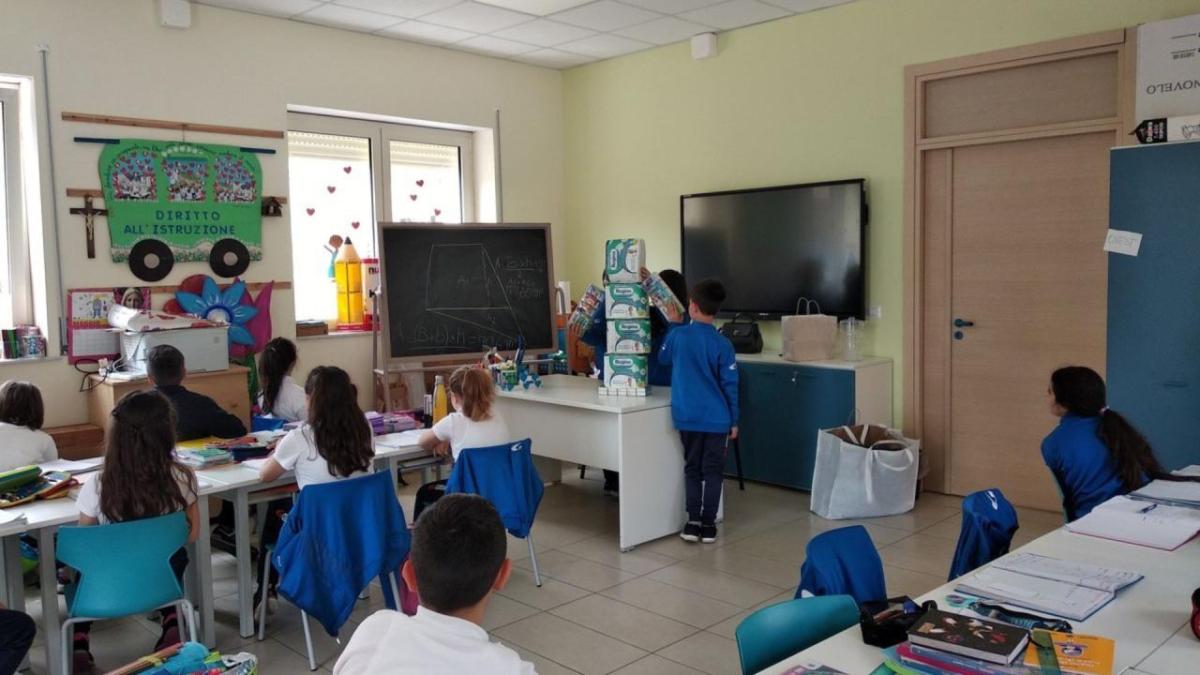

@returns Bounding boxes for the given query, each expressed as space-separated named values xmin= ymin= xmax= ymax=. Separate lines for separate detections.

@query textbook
xmin=1065 ymin=495 xmax=1200 ymax=550
xmin=955 ymin=554 xmax=1141 ymax=621
xmin=907 ymin=610 xmax=1029 ymax=665
xmin=1022 ymin=630 xmax=1114 ymax=675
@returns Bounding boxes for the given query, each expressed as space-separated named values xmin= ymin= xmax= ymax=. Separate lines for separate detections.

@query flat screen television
xmin=681 ymin=179 xmax=867 ymax=319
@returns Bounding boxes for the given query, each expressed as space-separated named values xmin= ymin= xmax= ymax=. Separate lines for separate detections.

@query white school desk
xmin=496 ymin=375 xmax=710 ymax=552
xmin=0 ymin=436 xmax=434 ymax=674
xmin=762 ymin=527 xmax=1200 ymax=674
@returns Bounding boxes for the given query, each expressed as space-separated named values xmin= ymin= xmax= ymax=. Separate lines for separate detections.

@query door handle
xmin=953 ymin=318 xmax=975 ymax=328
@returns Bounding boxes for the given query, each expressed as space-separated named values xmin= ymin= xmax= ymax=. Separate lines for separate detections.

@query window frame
xmin=0 ymin=85 xmax=34 ymax=328
xmin=285 ymin=113 xmax=476 ymax=326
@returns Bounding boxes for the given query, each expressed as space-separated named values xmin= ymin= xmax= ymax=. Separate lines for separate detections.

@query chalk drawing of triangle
xmin=425 ymin=243 xmax=523 ymax=341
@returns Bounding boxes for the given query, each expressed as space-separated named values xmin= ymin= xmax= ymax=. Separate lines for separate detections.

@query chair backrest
xmin=795 ymin=525 xmax=886 ymax=605
xmin=445 ymin=438 xmax=543 ymax=539
xmin=57 ymin=511 xmax=189 ymax=619
xmin=736 ymin=595 xmax=859 ymax=674
xmin=948 ymin=488 xmax=1019 ymax=580
xmin=273 ymin=470 xmax=412 ymax=635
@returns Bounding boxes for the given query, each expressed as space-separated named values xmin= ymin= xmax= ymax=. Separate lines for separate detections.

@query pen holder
xmin=858 ymin=596 xmax=935 ymax=648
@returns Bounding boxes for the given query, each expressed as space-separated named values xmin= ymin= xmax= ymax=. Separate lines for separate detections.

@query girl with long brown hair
xmin=74 ymin=390 xmax=199 ymax=669
xmin=1042 ymin=366 xmax=1199 ymax=521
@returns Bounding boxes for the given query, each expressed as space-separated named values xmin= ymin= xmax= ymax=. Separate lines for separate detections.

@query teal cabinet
xmin=728 ymin=361 xmax=858 ymax=491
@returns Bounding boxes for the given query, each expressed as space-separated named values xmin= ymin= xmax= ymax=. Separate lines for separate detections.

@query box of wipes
xmin=605 ymin=283 xmax=649 ymax=319
xmin=607 ymin=319 xmax=651 ymax=354
xmin=604 ymin=239 xmax=646 ymax=284
xmin=604 ymin=354 xmax=648 ymax=390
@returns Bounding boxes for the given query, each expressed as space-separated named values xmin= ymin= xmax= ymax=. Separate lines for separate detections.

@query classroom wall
xmin=0 ymin=0 xmax=564 ymax=426
xmin=561 ymin=0 xmax=1200 ymax=423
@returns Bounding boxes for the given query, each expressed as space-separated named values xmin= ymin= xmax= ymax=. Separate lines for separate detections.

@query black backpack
xmin=719 ymin=313 xmax=763 ymax=354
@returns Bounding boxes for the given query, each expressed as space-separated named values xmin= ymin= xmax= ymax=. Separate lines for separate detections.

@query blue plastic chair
xmin=57 ymin=511 xmax=197 ymax=675
xmin=735 ymin=595 xmax=859 ymax=674
xmin=795 ymin=525 xmax=886 ymax=605
xmin=445 ymin=439 xmax=544 ymax=586
xmin=948 ymin=489 xmax=1019 ymax=580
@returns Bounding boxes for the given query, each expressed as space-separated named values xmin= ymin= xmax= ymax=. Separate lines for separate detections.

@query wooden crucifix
xmin=69 ymin=195 xmax=106 ymax=259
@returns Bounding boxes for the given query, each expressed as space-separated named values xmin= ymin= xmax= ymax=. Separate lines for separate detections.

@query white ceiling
xmin=196 ymin=0 xmax=856 ymax=69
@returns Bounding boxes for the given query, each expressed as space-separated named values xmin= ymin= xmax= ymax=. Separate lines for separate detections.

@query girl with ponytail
xmin=414 ymin=366 xmax=511 ymax=519
xmin=257 ymin=337 xmax=306 ymax=422
xmin=1042 ymin=366 xmax=1198 ymax=521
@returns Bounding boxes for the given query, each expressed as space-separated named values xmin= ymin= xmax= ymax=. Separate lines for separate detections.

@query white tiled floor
xmin=19 ymin=474 xmax=1063 ymax=674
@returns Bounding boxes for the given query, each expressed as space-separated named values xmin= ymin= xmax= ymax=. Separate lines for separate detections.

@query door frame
xmin=901 ymin=29 xmax=1138 ymax=492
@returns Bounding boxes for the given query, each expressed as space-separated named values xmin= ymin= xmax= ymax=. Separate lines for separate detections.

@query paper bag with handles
xmin=782 ymin=298 xmax=837 ymax=362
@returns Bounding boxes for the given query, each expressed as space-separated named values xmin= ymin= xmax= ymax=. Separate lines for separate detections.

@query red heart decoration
xmin=306 ymin=208 xmax=315 ymax=216
xmin=343 ymin=166 xmax=352 ymax=174
xmin=409 ymin=194 xmax=418 ymax=201
xmin=351 ymin=221 xmax=360 ymax=229
xmin=416 ymin=180 xmax=425 ymax=187
xmin=434 ymin=209 xmax=442 ymax=216
xmin=327 ymin=186 xmax=336 ymax=193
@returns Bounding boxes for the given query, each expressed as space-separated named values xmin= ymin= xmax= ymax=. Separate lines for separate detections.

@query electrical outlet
xmin=868 ymin=306 xmax=883 ymax=319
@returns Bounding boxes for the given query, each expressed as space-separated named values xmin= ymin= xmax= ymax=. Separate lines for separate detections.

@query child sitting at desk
xmin=333 ymin=494 xmax=535 ymax=675
xmin=413 ymin=366 xmax=511 ymax=520
xmin=1042 ymin=366 xmax=1200 ymax=521
xmin=256 ymin=366 xmax=374 ymax=612
xmin=74 ymin=390 xmax=200 ymax=670
xmin=257 ymin=337 xmax=307 ymax=422
xmin=0 ymin=380 xmax=57 ymax=472
xmin=147 ymin=344 xmax=247 ymax=441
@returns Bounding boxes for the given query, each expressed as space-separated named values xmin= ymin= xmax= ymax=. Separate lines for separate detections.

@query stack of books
xmin=880 ymin=618 xmax=1114 ymax=674
xmin=366 ymin=411 xmax=421 ymax=436
xmin=176 ymin=447 xmax=234 ymax=469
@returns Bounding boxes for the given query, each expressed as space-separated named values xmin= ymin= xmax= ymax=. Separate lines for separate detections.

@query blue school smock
xmin=1040 ymin=414 xmax=1128 ymax=521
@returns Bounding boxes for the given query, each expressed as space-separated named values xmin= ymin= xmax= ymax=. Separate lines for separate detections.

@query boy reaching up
xmin=659 ymin=279 xmax=738 ymax=544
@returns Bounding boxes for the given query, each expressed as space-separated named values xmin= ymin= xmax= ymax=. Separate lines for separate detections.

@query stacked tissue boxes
xmin=601 ymin=239 xmax=649 ymax=396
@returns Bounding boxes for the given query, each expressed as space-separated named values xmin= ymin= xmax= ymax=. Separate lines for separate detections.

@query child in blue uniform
xmin=1042 ymin=366 xmax=1198 ymax=521
xmin=659 ymin=279 xmax=738 ymax=544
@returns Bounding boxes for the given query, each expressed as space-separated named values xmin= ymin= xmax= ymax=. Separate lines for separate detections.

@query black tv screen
xmin=681 ymin=179 xmax=867 ymax=319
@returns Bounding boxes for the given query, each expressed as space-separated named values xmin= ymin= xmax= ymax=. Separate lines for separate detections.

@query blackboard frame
xmin=377 ymin=222 xmax=556 ymax=364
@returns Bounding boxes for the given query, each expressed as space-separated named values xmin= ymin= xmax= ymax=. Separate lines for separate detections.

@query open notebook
xmin=1131 ymin=479 xmax=1200 ymax=507
xmin=955 ymin=553 xmax=1141 ymax=621
xmin=1066 ymin=495 xmax=1200 ymax=550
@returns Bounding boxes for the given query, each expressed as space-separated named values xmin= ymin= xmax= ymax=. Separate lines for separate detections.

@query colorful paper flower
xmin=173 ymin=276 xmax=258 ymax=346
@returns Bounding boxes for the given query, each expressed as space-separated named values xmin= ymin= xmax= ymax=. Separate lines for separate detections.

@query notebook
xmin=1021 ymin=630 xmax=1114 ymax=675
xmin=907 ymin=609 xmax=1029 ymax=665
xmin=989 ymin=553 xmax=1142 ymax=593
xmin=954 ymin=567 xmax=1116 ymax=621
xmin=1065 ymin=495 xmax=1200 ymax=550
xmin=1130 ymin=479 xmax=1200 ymax=507
xmin=38 ymin=457 xmax=104 ymax=475
xmin=0 ymin=508 xmax=27 ymax=527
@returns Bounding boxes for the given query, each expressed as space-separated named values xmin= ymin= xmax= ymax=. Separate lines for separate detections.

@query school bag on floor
xmin=810 ymin=424 xmax=920 ymax=519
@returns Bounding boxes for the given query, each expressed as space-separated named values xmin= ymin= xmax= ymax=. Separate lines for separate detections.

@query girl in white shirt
xmin=74 ymin=390 xmax=199 ymax=670
xmin=257 ymin=366 xmax=374 ymax=610
xmin=414 ymin=367 xmax=511 ymax=519
xmin=0 ymin=381 xmax=58 ymax=472
xmin=257 ymin=337 xmax=307 ymax=422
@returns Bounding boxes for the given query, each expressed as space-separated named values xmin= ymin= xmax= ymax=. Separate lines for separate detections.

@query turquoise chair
xmin=57 ymin=511 xmax=197 ymax=675
xmin=735 ymin=595 xmax=859 ymax=674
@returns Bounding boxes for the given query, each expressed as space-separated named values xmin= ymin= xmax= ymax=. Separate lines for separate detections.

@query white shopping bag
xmin=810 ymin=425 xmax=920 ymax=520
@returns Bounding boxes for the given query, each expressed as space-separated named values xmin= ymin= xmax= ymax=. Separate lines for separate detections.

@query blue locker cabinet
xmin=728 ymin=355 xmax=892 ymax=491
xmin=1107 ymin=142 xmax=1200 ymax=471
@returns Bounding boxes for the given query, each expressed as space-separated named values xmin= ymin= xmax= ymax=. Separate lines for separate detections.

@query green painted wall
xmin=562 ymin=0 xmax=1200 ymax=422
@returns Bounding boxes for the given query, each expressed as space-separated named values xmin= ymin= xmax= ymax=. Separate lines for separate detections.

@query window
xmin=0 ymin=78 xmax=37 ymax=330
xmin=286 ymin=114 xmax=473 ymax=325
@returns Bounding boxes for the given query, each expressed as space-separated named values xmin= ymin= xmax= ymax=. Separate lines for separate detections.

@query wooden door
xmin=905 ymin=30 xmax=1135 ymax=510
xmin=944 ymin=132 xmax=1112 ymax=509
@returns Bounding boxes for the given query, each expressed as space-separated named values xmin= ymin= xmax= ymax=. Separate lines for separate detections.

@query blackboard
xmin=379 ymin=223 xmax=555 ymax=359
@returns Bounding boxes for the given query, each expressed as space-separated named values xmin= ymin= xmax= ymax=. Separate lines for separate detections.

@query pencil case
xmin=859 ymin=596 xmax=933 ymax=648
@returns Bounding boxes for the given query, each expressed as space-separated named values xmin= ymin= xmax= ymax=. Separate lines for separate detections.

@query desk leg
xmin=234 ymin=491 xmax=254 ymax=638
xmin=193 ymin=496 xmax=215 ymax=646
xmin=38 ymin=527 xmax=62 ymax=675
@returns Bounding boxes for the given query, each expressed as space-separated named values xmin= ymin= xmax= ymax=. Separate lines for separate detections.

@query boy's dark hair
xmin=411 ymin=494 xmax=507 ymax=614
xmin=690 ymin=279 xmax=727 ymax=316
xmin=0 ymin=380 xmax=45 ymax=430
xmin=147 ymin=344 xmax=185 ymax=386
